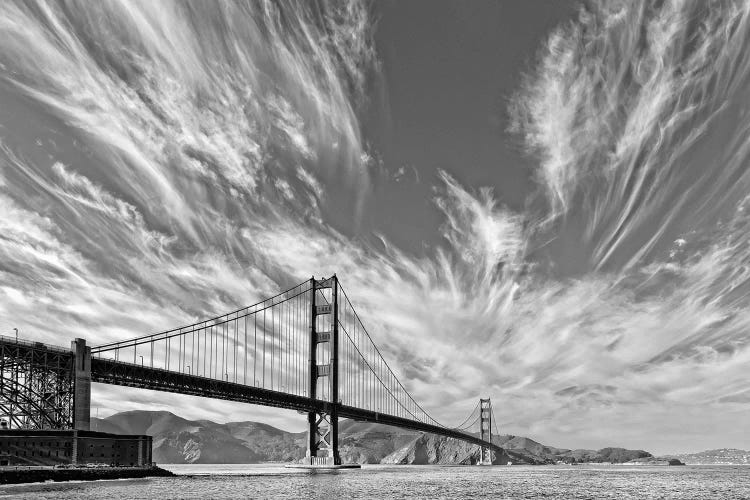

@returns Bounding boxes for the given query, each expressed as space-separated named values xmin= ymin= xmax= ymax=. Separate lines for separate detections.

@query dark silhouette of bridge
xmin=0 ymin=276 xmax=499 ymax=466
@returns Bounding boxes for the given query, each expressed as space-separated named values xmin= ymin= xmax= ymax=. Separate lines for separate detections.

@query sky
xmin=2 ymin=0 xmax=750 ymax=455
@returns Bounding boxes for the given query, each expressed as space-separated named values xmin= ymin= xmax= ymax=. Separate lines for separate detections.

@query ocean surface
xmin=1 ymin=464 xmax=749 ymax=499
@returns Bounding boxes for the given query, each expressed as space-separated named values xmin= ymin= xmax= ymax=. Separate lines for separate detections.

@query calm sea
xmin=1 ymin=464 xmax=749 ymax=499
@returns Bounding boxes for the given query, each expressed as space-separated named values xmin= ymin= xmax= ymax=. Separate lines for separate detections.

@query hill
xmin=670 ymin=449 xmax=750 ymax=465
xmin=91 ymin=410 xmax=652 ymax=465
xmin=93 ymin=411 xmax=303 ymax=463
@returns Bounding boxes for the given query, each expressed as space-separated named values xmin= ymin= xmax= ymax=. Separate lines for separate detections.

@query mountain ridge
xmin=668 ymin=448 xmax=750 ymax=465
xmin=92 ymin=410 xmax=665 ymax=465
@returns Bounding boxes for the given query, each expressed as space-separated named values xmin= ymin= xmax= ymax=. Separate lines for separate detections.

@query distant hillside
xmin=92 ymin=410 xmax=652 ymax=465
xmin=493 ymin=435 xmax=651 ymax=464
xmin=670 ymin=449 xmax=750 ymax=465
xmin=92 ymin=411 xmax=304 ymax=464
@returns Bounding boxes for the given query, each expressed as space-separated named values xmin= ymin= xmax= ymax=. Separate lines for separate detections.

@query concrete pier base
xmin=71 ymin=338 xmax=91 ymax=431
xmin=285 ymin=464 xmax=361 ymax=470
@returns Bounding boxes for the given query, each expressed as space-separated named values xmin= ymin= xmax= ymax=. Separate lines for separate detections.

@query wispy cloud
xmin=502 ymin=0 xmax=750 ymax=452
xmin=2 ymin=0 xmax=750 ymax=454
xmin=510 ymin=1 xmax=750 ymax=271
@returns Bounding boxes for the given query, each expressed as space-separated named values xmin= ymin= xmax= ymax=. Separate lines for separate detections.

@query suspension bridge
xmin=0 ymin=276 xmax=501 ymax=466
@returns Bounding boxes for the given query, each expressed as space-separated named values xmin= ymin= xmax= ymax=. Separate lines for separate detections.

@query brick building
xmin=0 ymin=429 xmax=152 ymax=467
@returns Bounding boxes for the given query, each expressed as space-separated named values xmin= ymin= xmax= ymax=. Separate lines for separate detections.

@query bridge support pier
xmin=71 ymin=338 xmax=91 ymax=431
xmin=303 ymin=276 xmax=341 ymax=466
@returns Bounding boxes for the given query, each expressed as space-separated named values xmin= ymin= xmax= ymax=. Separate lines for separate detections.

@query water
xmin=1 ymin=464 xmax=749 ymax=499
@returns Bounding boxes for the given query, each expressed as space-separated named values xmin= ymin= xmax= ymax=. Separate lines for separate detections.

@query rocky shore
xmin=625 ymin=458 xmax=686 ymax=466
xmin=0 ymin=465 xmax=175 ymax=485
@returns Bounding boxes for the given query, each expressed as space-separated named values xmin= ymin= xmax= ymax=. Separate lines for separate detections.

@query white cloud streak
xmin=2 ymin=0 xmax=750 ymax=454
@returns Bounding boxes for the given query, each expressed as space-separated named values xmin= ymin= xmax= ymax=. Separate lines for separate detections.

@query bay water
xmin=1 ymin=464 xmax=749 ymax=499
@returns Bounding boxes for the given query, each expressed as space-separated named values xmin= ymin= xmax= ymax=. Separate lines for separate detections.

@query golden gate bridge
xmin=0 ymin=276 xmax=500 ymax=466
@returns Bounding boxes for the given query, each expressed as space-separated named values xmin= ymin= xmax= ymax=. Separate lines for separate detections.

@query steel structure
xmin=305 ymin=277 xmax=339 ymax=465
xmin=0 ymin=336 xmax=74 ymax=430
xmin=479 ymin=398 xmax=493 ymax=465
xmin=1 ymin=275 xmax=501 ymax=463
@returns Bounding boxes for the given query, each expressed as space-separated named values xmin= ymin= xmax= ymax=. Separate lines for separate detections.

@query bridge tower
xmin=303 ymin=275 xmax=340 ymax=466
xmin=479 ymin=398 xmax=493 ymax=465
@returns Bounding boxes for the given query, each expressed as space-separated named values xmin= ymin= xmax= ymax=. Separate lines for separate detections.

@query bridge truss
xmin=0 ymin=337 xmax=74 ymax=429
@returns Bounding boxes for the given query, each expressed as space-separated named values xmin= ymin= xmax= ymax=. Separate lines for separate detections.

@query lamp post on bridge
xmin=12 ymin=328 xmax=18 ymax=342
xmin=139 ymin=355 xmax=143 ymax=367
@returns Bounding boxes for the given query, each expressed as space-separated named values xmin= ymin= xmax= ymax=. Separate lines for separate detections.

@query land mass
xmin=92 ymin=410 xmax=662 ymax=465
xmin=669 ymin=448 xmax=750 ymax=465
xmin=0 ymin=466 xmax=174 ymax=485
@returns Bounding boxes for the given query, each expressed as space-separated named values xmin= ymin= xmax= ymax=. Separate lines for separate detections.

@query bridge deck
xmin=91 ymin=357 xmax=500 ymax=452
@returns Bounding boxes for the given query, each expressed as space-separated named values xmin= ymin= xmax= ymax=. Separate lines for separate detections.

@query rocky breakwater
xmin=0 ymin=466 xmax=174 ymax=485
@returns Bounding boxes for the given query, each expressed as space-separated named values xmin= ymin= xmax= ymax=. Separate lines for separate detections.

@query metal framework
xmin=304 ymin=276 xmax=340 ymax=465
xmin=480 ymin=398 xmax=493 ymax=465
xmin=0 ymin=336 xmax=74 ymax=430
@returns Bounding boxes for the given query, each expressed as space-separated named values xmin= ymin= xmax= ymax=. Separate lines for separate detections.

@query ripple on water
xmin=1 ymin=465 xmax=749 ymax=499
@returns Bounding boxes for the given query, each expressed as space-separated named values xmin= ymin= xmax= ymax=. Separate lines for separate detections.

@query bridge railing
xmin=0 ymin=335 xmax=72 ymax=355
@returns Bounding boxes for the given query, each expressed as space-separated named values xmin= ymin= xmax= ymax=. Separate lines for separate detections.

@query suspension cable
xmin=491 ymin=406 xmax=501 ymax=437
xmin=92 ymin=280 xmax=313 ymax=352
xmin=449 ymin=400 xmax=480 ymax=431
xmin=458 ymin=414 xmax=480 ymax=432
xmin=337 ymin=281 xmax=466 ymax=429
xmin=337 ymin=322 xmax=430 ymax=424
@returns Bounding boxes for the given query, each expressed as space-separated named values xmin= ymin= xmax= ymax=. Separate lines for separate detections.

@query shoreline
xmin=0 ymin=465 xmax=175 ymax=485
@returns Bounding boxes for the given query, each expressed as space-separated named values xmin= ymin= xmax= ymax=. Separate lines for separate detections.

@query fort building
xmin=0 ymin=429 xmax=152 ymax=467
